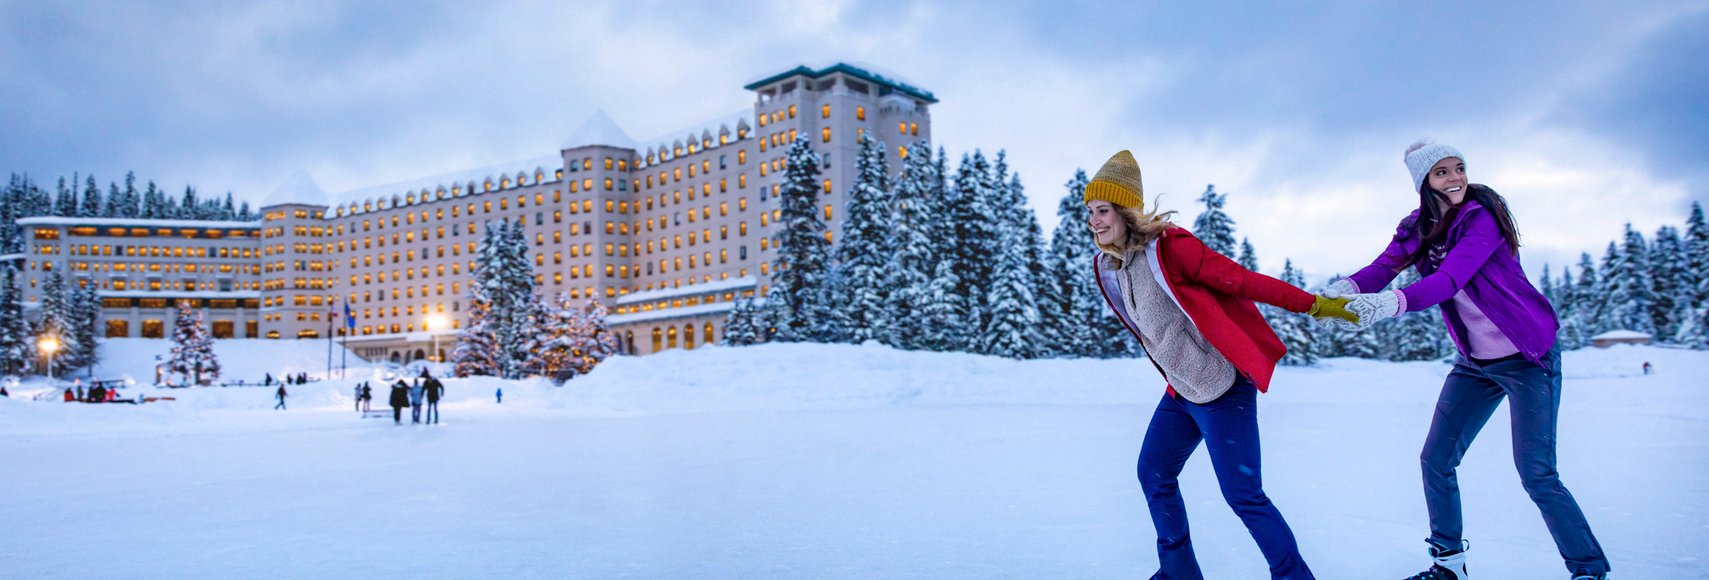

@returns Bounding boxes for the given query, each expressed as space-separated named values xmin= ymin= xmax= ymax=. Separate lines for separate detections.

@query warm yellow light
xmin=38 ymin=336 xmax=59 ymax=355
xmin=424 ymin=313 xmax=450 ymax=332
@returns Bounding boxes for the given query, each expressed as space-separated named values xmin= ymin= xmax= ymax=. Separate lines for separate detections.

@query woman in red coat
xmin=1086 ymin=150 xmax=1354 ymax=579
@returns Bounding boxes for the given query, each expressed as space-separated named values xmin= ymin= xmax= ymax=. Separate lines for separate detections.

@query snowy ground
xmin=1 ymin=341 xmax=1705 ymax=579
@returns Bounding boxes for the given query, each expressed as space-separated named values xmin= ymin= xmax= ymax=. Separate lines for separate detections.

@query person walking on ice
xmin=1326 ymin=142 xmax=1609 ymax=580
xmin=1084 ymin=150 xmax=1356 ymax=579
xmin=274 ymin=384 xmax=287 ymax=410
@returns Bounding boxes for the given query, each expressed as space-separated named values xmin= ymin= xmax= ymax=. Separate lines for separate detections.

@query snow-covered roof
xmin=97 ymin=290 xmax=261 ymax=299
xmin=17 ymin=216 xmax=260 ymax=229
xmin=261 ymin=170 xmax=331 ymax=209
xmin=631 ymin=110 xmax=750 ymax=167
xmin=606 ymin=301 xmax=737 ymax=326
xmin=615 ymin=276 xmax=758 ymax=306
xmin=561 ymin=109 xmax=638 ymax=151
xmin=743 ymin=62 xmax=938 ymax=104
xmin=1592 ymin=330 xmax=1653 ymax=340
xmin=326 ymin=154 xmax=563 ymax=212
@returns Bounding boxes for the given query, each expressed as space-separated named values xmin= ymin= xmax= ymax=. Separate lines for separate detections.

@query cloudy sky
xmin=3 ymin=0 xmax=1705 ymax=280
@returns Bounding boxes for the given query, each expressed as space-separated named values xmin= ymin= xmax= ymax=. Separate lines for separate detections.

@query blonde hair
xmin=1091 ymin=194 xmax=1176 ymax=263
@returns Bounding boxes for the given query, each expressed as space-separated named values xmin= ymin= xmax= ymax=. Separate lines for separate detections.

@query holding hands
xmin=1309 ymin=277 xmax=1402 ymax=331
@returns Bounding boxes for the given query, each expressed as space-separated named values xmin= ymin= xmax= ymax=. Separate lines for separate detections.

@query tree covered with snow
xmin=830 ymin=134 xmax=893 ymax=344
xmin=165 ymin=301 xmax=220 ymax=385
xmin=1192 ymin=185 xmax=1237 ymax=258
xmin=722 ymin=295 xmax=769 ymax=346
xmin=528 ymin=293 xmax=617 ymax=382
xmin=1040 ymin=169 xmax=1131 ymax=358
xmin=881 ymin=142 xmax=959 ymax=351
xmin=1602 ymin=225 xmax=1658 ymax=335
xmin=977 ymin=155 xmax=1045 ymax=359
xmin=769 ymin=138 xmax=837 ymax=343
xmin=33 ymin=272 xmax=82 ymax=376
xmin=0 ymin=267 xmax=32 ymax=377
xmin=1268 ymin=259 xmax=1318 ymax=366
xmin=453 ymin=221 xmax=538 ymax=379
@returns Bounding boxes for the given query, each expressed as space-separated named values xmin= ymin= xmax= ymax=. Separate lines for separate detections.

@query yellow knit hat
xmin=1084 ymin=150 xmax=1144 ymax=210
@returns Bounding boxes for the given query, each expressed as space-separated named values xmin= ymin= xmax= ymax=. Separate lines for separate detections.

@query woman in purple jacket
xmin=1332 ymin=142 xmax=1608 ymax=580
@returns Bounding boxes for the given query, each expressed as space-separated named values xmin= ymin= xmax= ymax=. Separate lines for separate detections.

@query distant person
xmin=360 ymin=382 xmax=373 ymax=412
xmin=407 ymin=378 xmax=425 ymax=424
xmin=354 ymin=384 xmax=363 ymax=412
xmin=298 ymin=372 xmax=307 ymax=384
xmin=64 ymin=388 xmax=74 ymax=402
xmin=388 ymin=380 xmax=409 ymax=425
xmin=274 ymin=385 xmax=288 ymax=410
xmin=1326 ymin=142 xmax=1607 ymax=579
xmin=421 ymin=370 xmax=444 ymax=424
xmin=76 ymin=386 xmax=84 ymax=401
xmin=0 ymin=386 xmax=8 ymax=397
xmin=495 ymin=387 xmax=502 ymax=404
xmin=1642 ymin=361 xmax=1652 ymax=375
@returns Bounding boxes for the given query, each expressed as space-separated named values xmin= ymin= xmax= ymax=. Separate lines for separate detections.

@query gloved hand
xmin=1321 ymin=277 xmax=1358 ymax=299
xmin=1344 ymin=290 xmax=1403 ymax=330
xmin=1308 ymin=295 xmax=1358 ymax=326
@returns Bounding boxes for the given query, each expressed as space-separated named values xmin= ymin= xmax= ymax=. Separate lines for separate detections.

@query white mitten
xmin=1345 ymin=291 xmax=1402 ymax=330
xmin=1321 ymin=277 xmax=1358 ymax=299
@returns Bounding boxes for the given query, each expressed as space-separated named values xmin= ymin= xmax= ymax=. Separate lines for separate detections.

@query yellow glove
xmin=1308 ymin=294 xmax=1358 ymax=325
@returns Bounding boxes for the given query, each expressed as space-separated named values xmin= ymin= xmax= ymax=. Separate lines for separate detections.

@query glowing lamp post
xmin=38 ymin=335 xmax=60 ymax=383
xmin=425 ymin=313 xmax=450 ymax=363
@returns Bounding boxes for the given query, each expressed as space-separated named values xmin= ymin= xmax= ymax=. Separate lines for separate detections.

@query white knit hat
xmin=1405 ymin=142 xmax=1465 ymax=192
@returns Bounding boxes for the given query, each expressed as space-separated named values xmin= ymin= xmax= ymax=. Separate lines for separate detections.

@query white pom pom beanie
xmin=1405 ymin=142 xmax=1464 ymax=192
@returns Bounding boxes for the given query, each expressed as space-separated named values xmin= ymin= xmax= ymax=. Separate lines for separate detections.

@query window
xmin=856 ymin=106 xmax=865 ymax=121
xmin=821 ymin=127 xmax=831 ymax=143
xmin=821 ymin=104 xmax=831 ymax=118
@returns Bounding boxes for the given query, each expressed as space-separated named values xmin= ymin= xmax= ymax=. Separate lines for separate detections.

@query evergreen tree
xmin=723 ymin=296 xmax=765 ymax=346
xmin=53 ymin=177 xmax=77 ymax=217
xmin=1384 ymin=270 xmax=1452 ymax=361
xmin=62 ymin=283 xmax=101 ymax=372
xmin=881 ymin=140 xmax=947 ymax=351
xmin=1649 ymin=225 xmax=1685 ymax=340
xmin=122 ymin=172 xmax=139 ymax=218
xmin=1237 ymin=238 xmax=1259 ymax=272
xmin=979 ymin=167 xmax=1044 ymax=359
xmin=452 ymin=221 xmax=539 ymax=378
xmin=0 ymin=177 xmax=20 ymax=255
xmin=180 ymin=186 xmax=200 ymax=220
xmin=1270 ymin=259 xmax=1317 ymax=365
xmin=569 ymin=299 xmax=617 ymax=376
xmin=769 ymin=138 xmax=836 ymax=343
xmin=1676 ymin=202 xmax=1709 ymax=348
xmin=1192 ymin=185 xmax=1237 ymax=258
xmin=165 ymin=301 xmax=220 ymax=385
xmin=831 ymin=134 xmax=893 ymax=344
xmin=35 ymin=272 xmax=81 ymax=376
xmin=77 ymin=172 xmax=101 ymax=217
xmin=1571 ymin=251 xmax=1605 ymax=336
xmin=1603 ymin=224 xmax=1657 ymax=335
xmin=0 ymin=267 xmax=32 ymax=377
xmin=1041 ymin=169 xmax=1127 ymax=358
xmin=1556 ymin=268 xmax=1590 ymax=350
xmin=222 ymin=193 xmax=238 ymax=220
xmin=238 ymin=201 xmax=254 ymax=221
xmin=944 ymin=151 xmax=999 ymax=351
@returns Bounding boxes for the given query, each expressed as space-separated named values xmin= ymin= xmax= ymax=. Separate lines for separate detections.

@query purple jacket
xmin=1349 ymin=199 xmax=1558 ymax=364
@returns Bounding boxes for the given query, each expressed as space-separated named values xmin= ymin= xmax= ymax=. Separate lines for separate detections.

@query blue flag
xmin=344 ymin=302 xmax=356 ymax=329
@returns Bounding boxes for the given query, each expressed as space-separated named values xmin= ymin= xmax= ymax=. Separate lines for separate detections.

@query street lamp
xmin=38 ymin=335 xmax=60 ymax=384
xmin=424 ymin=313 xmax=450 ymax=363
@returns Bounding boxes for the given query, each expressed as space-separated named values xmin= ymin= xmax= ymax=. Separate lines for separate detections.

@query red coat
xmin=1095 ymin=227 xmax=1314 ymax=393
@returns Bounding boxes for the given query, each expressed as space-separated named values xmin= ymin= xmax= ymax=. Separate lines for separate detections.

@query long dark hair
xmin=1409 ymin=182 xmax=1522 ymax=267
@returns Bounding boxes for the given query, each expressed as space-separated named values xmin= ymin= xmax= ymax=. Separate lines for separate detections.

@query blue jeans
xmin=1138 ymin=377 xmax=1313 ymax=580
xmin=1421 ymin=346 xmax=1608 ymax=575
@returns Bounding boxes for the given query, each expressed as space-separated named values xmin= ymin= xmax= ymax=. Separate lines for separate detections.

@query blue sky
xmin=2 ymin=0 xmax=1705 ymax=279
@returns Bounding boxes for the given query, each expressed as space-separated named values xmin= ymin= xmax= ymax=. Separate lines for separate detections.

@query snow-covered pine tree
xmin=53 ymin=177 xmax=77 ymax=217
xmin=74 ymin=173 xmax=98 ymax=217
xmin=165 ymin=301 xmax=219 ymax=385
xmin=1237 ymin=238 xmax=1259 ymax=272
xmin=1269 ymin=259 xmax=1317 ymax=365
xmin=35 ymin=272 xmax=81 ymax=376
xmin=769 ymin=138 xmax=835 ymax=343
xmin=1675 ymin=202 xmax=1709 ymax=348
xmin=1649 ymin=225 xmax=1685 ymax=341
xmin=1042 ymin=169 xmax=1125 ymax=358
xmin=569 ymin=298 xmax=618 ymax=377
xmin=62 ymin=283 xmax=101 ymax=372
xmin=978 ymin=166 xmax=1044 ymax=359
xmin=1603 ymin=224 xmax=1657 ymax=335
xmin=180 ymin=187 xmax=199 ymax=220
xmin=1387 ymin=270 xmax=1452 ymax=361
xmin=1192 ymin=185 xmax=1237 ymax=258
xmin=525 ymin=293 xmax=574 ymax=379
xmin=943 ymin=151 xmax=999 ymax=352
xmin=0 ymin=267 xmax=31 ymax=377
xmin=221 ymin=193 xmax=238 ymax=220
xmin=1553 ymin=268 xmax=1588 ymax=350
xmin=832 ymin=134 xmax=893 ymax=344
xmin=881 ymin=140 xmax=938 ymax=350
xmin=238 ymin=201 xmax=254 ymax=221
xmin=1571 ymin=251 xmax=1605 ymax=337
xmin=722 ymin=296 xmax=764 ymax=346
xmin=453 ymin=221 xmax=538 ymax=378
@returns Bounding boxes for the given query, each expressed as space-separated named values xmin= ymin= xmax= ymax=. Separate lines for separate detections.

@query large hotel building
xmin=10 ymin=63 xmax=935 ymax=363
